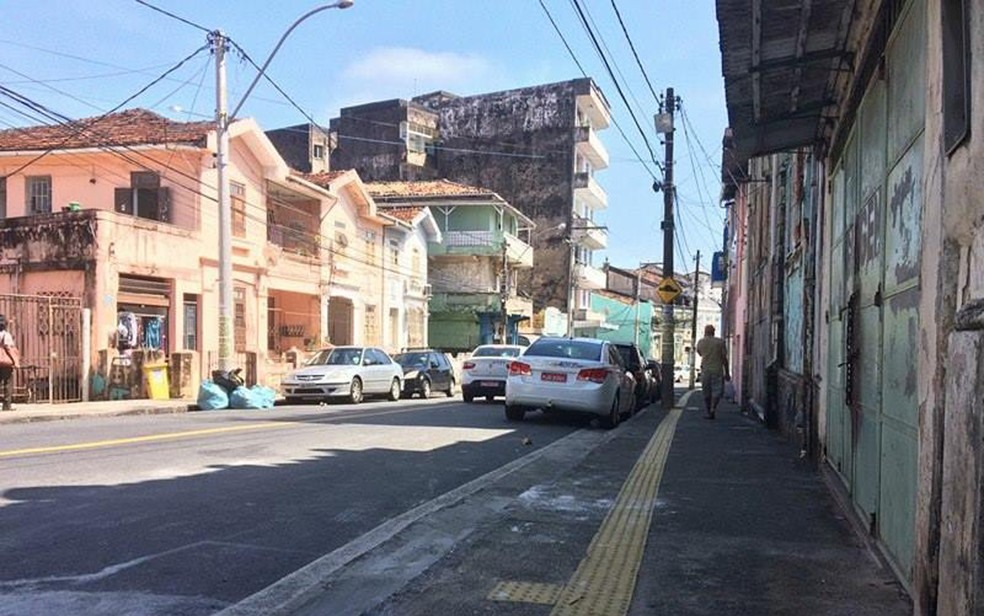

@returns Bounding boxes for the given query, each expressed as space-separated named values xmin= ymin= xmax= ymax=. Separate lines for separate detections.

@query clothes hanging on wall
xmin=143 ymin=317 xmax=162 ymax=350
xmin=117 ymin=311 xmax=138 ymax=350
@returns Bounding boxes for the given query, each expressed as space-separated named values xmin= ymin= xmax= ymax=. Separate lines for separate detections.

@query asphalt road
xmin=0 ymin=395 xmax=587 ymax=615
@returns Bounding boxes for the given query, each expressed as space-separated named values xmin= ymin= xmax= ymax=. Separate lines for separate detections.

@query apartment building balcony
xmin=572 ymin=215 xmax=607 ymax=250
xmin=430 ymin=230 xmax=534 ymax=269
xmin=575 ymin=263 xmax=606 ymax=290
xmin=572 ymin=307 xmax=615 ymax=331
xmin=574 ymin=125 xmax=610 ymax=170
xmin=573 ymin=172 xmax=608 ymax=210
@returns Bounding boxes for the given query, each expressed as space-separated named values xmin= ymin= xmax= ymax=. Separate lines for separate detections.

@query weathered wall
xmin=330 ymin=101 xmax=440 ymax=181
xmin=266 ymin=124 xmax=314 ymax=173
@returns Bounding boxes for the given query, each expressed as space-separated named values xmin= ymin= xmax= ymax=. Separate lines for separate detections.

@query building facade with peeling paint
xmin=0 ymin=111 xmax=402 ymax=397
xmin=717 ymin=0 xmax=984 ymax=612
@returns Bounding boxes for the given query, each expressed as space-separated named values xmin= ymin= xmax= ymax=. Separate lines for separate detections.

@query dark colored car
xmin=613 ymin=343 xmax=658 ymax=409
xmin=393 ymin=350 xmax=457 ymax=398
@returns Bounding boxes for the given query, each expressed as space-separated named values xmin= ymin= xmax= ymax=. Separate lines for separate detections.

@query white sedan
xmin=504 ymin=337 xmax=636 ymax=429
xmin=460 ymin=344 xmax=525 ymax=402
xmin=281 ymin=346 xmax=403 ymax=404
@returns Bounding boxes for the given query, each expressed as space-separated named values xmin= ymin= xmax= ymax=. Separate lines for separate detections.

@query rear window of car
xmin=615 ymin=346 xmax=640 ymax=367
xmin=525 ymin=339 xmax=602 ymax=361
xmin=472 ymin=346 xmax=521 ymax=358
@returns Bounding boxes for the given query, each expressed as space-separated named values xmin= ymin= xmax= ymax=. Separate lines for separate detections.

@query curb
xmin=0 ymin=404 xmax=196 ymax=425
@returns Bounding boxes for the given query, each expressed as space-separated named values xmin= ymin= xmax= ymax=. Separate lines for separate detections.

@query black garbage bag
xmin=211 ymin=368 xmax=245 ymax=393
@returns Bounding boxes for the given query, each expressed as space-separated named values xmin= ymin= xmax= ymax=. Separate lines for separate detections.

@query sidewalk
xmin=0 ymin=398 xmax=194 ymax=425
xmin=279 ymin=390 xmax=911 ymax=615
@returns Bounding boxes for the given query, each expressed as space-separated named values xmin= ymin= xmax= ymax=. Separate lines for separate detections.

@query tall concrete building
xmin=307 ymin=78 xmax=612 ymax=326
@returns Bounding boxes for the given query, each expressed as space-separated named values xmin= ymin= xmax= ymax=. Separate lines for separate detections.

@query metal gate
xmin=0 ymin=293 xmax=83 ymax=403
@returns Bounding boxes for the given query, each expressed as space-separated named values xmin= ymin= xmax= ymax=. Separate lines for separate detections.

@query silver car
xmin=504 ymin=337 xmax=636 ymax=428
xmin=281 ymin=346 xmax=403 ymax=404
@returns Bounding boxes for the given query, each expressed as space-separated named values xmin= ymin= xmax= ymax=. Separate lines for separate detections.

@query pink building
xmin=0 ymin=109 xmax=398 ymax=400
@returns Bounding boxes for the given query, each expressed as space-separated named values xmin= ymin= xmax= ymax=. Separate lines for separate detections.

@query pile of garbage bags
xmin=198 ymin=369 xmax=277 ymax=410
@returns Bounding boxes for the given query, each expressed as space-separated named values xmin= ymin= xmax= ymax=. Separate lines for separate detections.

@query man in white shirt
xmin=696 ymin=324 xmax=729 ymax=419
xmin=0 ymin=314 xmax=18 ymax=411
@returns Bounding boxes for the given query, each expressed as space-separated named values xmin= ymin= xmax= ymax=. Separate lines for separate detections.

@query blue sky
xmin=0 ymin=0 xmax=727 ymax=274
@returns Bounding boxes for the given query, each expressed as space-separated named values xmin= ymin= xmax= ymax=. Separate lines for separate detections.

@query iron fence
xmin=0 ymin=293 xmax=83 ymax=403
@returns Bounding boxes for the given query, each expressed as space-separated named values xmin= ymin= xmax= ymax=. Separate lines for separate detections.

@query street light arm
xmin=229 ymin=1 xmax=353 ymax=120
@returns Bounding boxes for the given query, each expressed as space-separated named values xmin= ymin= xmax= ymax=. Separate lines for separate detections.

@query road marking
xmin=0 ymin=422 xmax=293 ymax=458
xmin=0 ymin=400 xmax=461 ymax=460
xmin=491 ymin=393 xmax=692 ymax=613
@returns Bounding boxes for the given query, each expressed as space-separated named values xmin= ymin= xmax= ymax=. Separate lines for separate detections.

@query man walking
xmin=0 ymin=314 xmax=19 ymax=411
xmin=696 ymin=324 xmax=729 ymax=419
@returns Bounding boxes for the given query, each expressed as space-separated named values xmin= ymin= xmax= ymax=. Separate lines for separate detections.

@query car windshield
xmin=306 ymin=348 xmax=363 ymax=366
xmin=472 ymin=346 xmax=521 ymax=358
xmin=394 ymin=352 xmax=429 ymax=367
xmin=524 ymin=339 xmax=602 ymax=361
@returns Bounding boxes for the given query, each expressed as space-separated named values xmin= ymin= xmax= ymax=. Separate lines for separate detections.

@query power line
xmin=0 ymin=43 xmax=210 ymax=179
xmin=536 ymin=0 xmax=659 ymax=181
xmin=567 ymin=0 xmax=663 ymax=174
xmin=608 ymin=0 xmax=660 ymax=105
xmin=133 ymin=0 xmax=211 ymax=33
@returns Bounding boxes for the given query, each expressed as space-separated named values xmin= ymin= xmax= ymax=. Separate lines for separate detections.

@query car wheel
xmin=388 ymin=378 xmax=401 ymax=402
xmin=485 ymin=395 xmax=495 ymax=402
xmin=601 ymin=395 xmax=621 ymax=430
xmin=445 ymin=377 xmax=456 ymax=397
xmin=285 ymin=396 xmax=302 ymax=405
xmin=349 ymin=377 xmax=364 ymax=404
xmin=463 ymin=391 xmax=474 ymax=403
xmin=419 ymin=378 xmax=431 ymax=399
xmin=505 ymin=405 xmax=525 ymax=421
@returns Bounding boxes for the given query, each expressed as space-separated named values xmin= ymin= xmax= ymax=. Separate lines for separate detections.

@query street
xmin=0 ymin=396 xmax=584 ymax=615
xmin=0 ymin=393 xmax=909 ymax=616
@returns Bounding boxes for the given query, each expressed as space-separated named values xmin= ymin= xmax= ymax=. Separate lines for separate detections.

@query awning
xmin=716 ymin=0 xmax=856 ymax=164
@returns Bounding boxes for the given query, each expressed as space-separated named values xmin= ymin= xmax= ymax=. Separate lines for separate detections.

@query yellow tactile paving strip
xmin=488 ymin=406 xmax=684 ymax=613
xmin=549 ymin=407 xmax=682 ymax=615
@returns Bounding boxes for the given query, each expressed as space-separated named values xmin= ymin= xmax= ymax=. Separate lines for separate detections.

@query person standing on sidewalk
xmin=696 ymin=324 xmax=729 ymax=419
xmin=0 ymin=314 xmax=20 ymax=411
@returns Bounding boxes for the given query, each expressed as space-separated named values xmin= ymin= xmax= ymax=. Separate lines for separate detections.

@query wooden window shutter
xmin=114 ymin=187 xmax=133 ymax=214
xmin=157 ymin=187 xmax=171 ymax=223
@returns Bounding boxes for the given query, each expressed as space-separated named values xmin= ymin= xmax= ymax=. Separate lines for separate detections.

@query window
xmin=234 ymin=286 xmax=247 ymax=353
xmin=0 ymin=177 xmax=6 ymax=218
xmin=231 ymin=181 xmax=246 ymax=237
xmin=364 ymin=304 xmax=379 ymax=345
xmin=115 ymin=172 xmax=170 ymax=222
xmin=313 ymin=144 xmax=325 ymax=160
xmin=365 ymin=238 xmax=377 ymax=265
xmin=942 ymin=0 xmax=971 ymax=152
xmin=183 ymin=294 xmax=198 ymax=351
xmin=26 ymin=176 xmax=51 ymax=214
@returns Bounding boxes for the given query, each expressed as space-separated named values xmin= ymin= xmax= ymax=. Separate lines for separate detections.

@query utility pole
xmin=688 ymin=250 xmax=701 ymax=390
xmin=212 ymin=30 xmax=234 ymax=372
xmin=634 ymin=269 xmax=642 ymax=346
xmin=658 ymin=87 xmax=676 ymax=403
xmin=500 ymin=241 xmax=509 ymax=344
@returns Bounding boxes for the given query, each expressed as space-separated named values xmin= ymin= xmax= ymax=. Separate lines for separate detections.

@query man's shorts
xmin=702 ymin=372 xmax=724 ymax=401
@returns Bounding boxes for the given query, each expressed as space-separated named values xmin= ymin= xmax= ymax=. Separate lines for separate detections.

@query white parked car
xmin=460 ymin=344 xmax=525 ymax=402
xmin=504 ymin=337 xmax=636 ymax=429
xmin=281 ymin=346 xmax=402 ymax=404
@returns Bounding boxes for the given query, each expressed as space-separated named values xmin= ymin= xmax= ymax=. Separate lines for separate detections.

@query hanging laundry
xmin=117 ymin=311 xmax=138 ymax=350
xmin=144 ymin=317 xmax=163 ymax=351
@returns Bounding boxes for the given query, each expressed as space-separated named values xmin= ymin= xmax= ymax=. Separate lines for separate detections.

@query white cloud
xmin=342 ymin=47 xmax=494 ymax=86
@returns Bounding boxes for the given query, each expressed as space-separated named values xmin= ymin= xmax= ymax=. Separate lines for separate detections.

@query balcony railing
xmin=572 ymin=215 xmax=607 ymax=250
xmin=574 ymin=125 xmax=610 ymax=169
xmin=432 ymin=230 xmax=533 ymax=268
xmin=573 ymin=172 xmax=608 ymax=210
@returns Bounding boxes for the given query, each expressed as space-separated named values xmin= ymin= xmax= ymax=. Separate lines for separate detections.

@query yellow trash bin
xmin=143 ymin=363 xmax=170 ymax=400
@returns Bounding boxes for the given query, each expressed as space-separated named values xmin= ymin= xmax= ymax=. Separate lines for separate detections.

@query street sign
xmin=656 ymin=276 xmax=683 ymax=304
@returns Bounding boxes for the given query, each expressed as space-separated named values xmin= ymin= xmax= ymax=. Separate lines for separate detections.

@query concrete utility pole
xmin=500 ymin=241 xmax=509 ymax=344
xmin=659 ymin=88 xmax=676 ymax=403
xmin=212 ymin=30 xmax=233 ymax=372
xmin=688 ymin=250 xmax=701 ymax=390
xmin=212 ymin=2 xmax=353 ymax=372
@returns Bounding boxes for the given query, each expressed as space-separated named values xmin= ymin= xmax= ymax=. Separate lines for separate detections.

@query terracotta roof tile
xmin=378 ymin=206 xmax=424 ymax=222
xmin=300 ymin=170 xmax=349 ymax=187
xmin=365 ymin=179 xmax=495 ymax=199
xmin=0 ymin=108 xmax=212 ymax=152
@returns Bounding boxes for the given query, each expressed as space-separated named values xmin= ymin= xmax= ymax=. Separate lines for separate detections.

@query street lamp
xmin=213 ymin=2 xmax=354 ymax=372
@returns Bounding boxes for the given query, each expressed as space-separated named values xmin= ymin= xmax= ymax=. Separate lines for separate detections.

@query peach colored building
xmin=0 ymin=109 xmax=401 ymax=397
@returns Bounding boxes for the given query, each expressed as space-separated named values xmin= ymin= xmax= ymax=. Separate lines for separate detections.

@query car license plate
xmin=481 ymin=380 xmax=499 ymax=387
xmin=541 ymin=373 xmax=567 ymax=383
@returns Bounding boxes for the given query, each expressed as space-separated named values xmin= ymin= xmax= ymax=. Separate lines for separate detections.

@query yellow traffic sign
xmin=656 ymin=276 xmax=683 ymax=304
